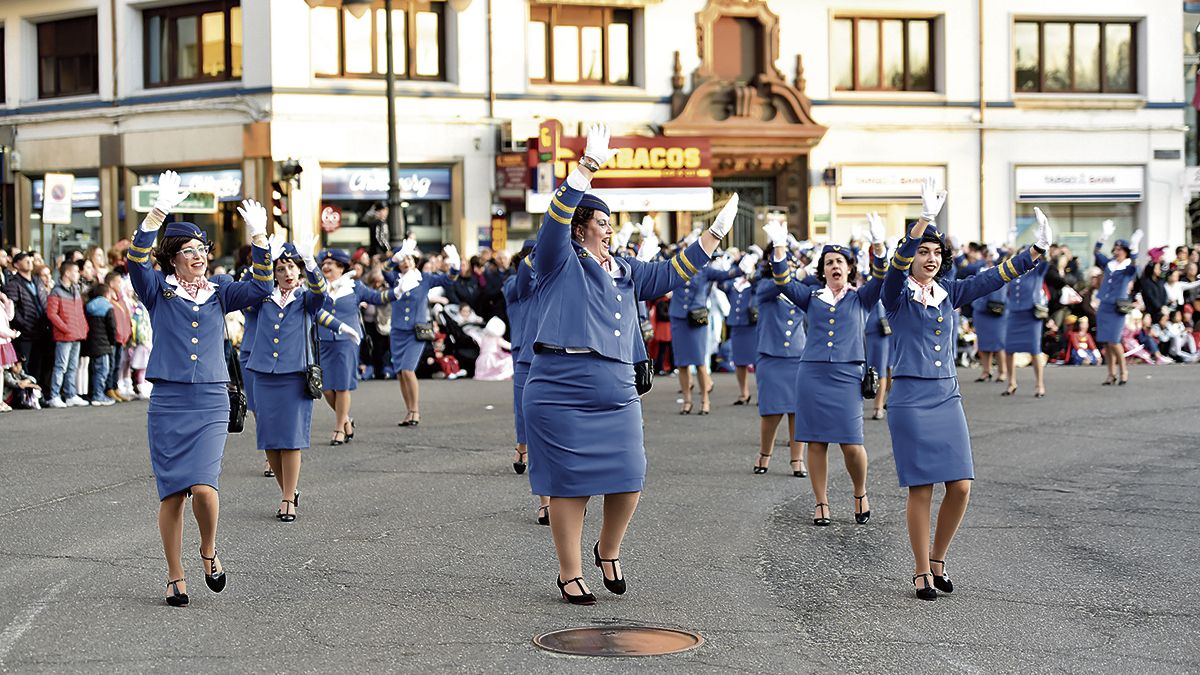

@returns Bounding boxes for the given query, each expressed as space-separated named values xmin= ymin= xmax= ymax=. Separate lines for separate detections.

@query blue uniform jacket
xmin=668 ymin=265 xmax=740 ymax=319
xmin=882 ymin=232 xmax=1040 ymax=379
xmin=126 ymin=229 xmax=271 ymax=384
xmin=1094 ymin=243 xmax=1139 ymax=306
xmin=380 ymin=269 xmax=454 ymax=330
xmin=771 ymin=253 xmax=886 ymax=364
xmin=1005 ymin=255 xmax=1049 ymax=311
xmin=532 ymin=181 xmax=712 ymax=363
xmin=969 ymin=275 xmax=1009 ymax=317
xmin=316 ymin=279 xmax=397 ymax=342
xmin=722 ymin=277 xmax=759 ymax=327
xmin=754 ymin=277 xmax=805 ymax=357
xmin=238 ymin=268 xmax=260 ymax=361
xmin=246 ymin=268 xmax=330 ymax=375
xmin=503 ymin=258 xmax=536 ymax=352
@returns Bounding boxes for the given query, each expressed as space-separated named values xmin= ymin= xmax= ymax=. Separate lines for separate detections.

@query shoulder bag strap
xmin=216 ymin=290 xmax=244 ymax=390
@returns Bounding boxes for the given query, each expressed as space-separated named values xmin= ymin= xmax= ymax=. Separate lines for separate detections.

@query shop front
xmin=829 ymin=165 xmax=947 ymax=243
xmin=1013 ymin=165 xmax=1143 ymax=253
xmin=319 ymin=166 xmax=453 ymax=252
xmin=134 ymin=168 xmax=245 ymax=262
xmin=30 ymin=175 xmax=102 ymax=263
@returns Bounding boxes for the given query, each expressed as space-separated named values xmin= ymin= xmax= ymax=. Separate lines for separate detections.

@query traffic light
xmin=271 ymin=181 xmax=288 ymax=231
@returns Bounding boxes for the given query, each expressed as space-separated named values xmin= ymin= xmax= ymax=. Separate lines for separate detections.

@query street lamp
xmin=305 ymin=0 xmax=404 ymax=242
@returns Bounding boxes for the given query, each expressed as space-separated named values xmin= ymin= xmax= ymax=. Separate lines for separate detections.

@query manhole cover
xmin=533 ymin=626 xmax=703 ymax=657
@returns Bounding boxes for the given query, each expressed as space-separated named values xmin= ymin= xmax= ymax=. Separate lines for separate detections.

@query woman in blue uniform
xmin=246 ymin=235 xmax=332 ymax=523
xmin=722 ymin=252 xmax=760 ymax=405
xmin=235 ymin=267 xmax=272 ymax=478
xmin=316 ymin=248 xmax=395 ymax=445
xmin=768 ymin=217 xmax=887 ymax=527
xmin=382 ymin=240 xmax=459 ymax=426
xmin=668 ymin=235 xmax=741 ymax=415
xmin=751 ymin=255 xmax=806 ymax=477
xmin=881 ymin=180 xmax=1047 ymax=600
xmin=969 ymin=252 xmax=1008 ymax=383
xmin=126 ymin=172 xmax=272 ymax=606
xmin=1002 ymin=249 xmax=1049 ymax=397
xmin=1094 ymin=220 xmax=1143 ymax=385
xmin=524 ymin=124 xmax=732 ymax=604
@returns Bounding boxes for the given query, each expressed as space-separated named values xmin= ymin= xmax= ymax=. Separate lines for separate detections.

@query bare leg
xmin=1105 ymin=344 xmax=1118 ymax=381
xmin=997 ymin=351 xmax=1009 ymax=380
xmin=874 ymin=375 xmax=890 ymax=416
xmin=404 ymin=371 xmax=421 ymax=419
xmin=322 ymin=390 xmax=335 ymax=412
xmin=979 ymin=352 xmax=993 ymax=378
xmin=758 ymin=414 xmax=781 ymax=469
xmin=906 ymin=485 xmax=935 ymax=576
xmin=396 ymin=372 xmax=413 ymax=418
xmin=278 ymin=450 xmax=302 ymax=517
xmin=677 ymin=369 xmax=693 ymax=412
xmin=807 ymin=441 xmax=830 ymax=518
xmin=597 ymin=491 xmax=641 ymax=584
xmin=334 ymin=391 xmax=352 ymax=434
xmin=839 ymin=443 xmax=869 ymax=513
xmin=735 ymin=366 xmax=749 ymax=401
xmin=931 ymin=480 xmax=972 ymax=562
xmin=1032 ymin=353 xmax=1045 ymax=395
xmin=697 ymin=367 xmax=712 ymax=412
xmin=1116 ymin=346 xmax=1129 ymax=382
xmin=548 ymin=496 xmax=590 ymax=594
xmin=191 ymin=485 xmax=221 ymax=573
xmin=1004 ymin=353 xmax=1018 ymax=393
xmin=158 ymin=493 xmax=187 ymax=594
xmin=265 ymin=449 xmax=283 ymax=493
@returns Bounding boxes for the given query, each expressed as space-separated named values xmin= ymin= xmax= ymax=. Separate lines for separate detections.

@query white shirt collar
xmin=907 ymin=277 xmax=948 ymax=306
xmin=398 ymin=269 xmax=422 ymax=294
xmin=328 ymin=275 xmax=357 ymax=300
xmin=1107 ymin=258 xmax=1132 ymax=273
xmin=733 ymin=277 xmax=751 ymax=292
xmin=164 ymin=275 xmax=218 ymax=305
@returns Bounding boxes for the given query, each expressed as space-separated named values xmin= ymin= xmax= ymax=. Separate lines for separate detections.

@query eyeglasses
xmin=178 ymin=246 xmax=210 ymax=259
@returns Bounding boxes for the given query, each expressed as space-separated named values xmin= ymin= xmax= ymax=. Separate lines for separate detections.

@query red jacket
xmin=110 ymin=296 xmax=132 ymax=346
xmin=46 ymin=283 xmax=88 ymax=342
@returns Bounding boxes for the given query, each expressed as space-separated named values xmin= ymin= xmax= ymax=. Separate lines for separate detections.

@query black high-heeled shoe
xmin=277 ymin=498 xmax=296 ymax=523
xmin=734 ymin=395 xmax=751 ymax=406
xmin=330 ymin=430 xmax=345 ymax=447
xmin=913 ymin=573 xmax=937 ymax=601
xmin=513 ymin=448 xmax=527 ymax=475
xmin=1001 ymin=385 xmax=1017 ymax=396
xmin=536 ymin=505 xmax=550 ymax=526
xmin=679 ymin=403 xmax=692 ymax=415
xmin=1118 ymin=374 xmax=1128 ymax=386
xmin=398 ymin=413 xmax=421 ymax=427
xmin=854 ymin=494 xmax=871 ymax=524
xmin=1103 ymin=375 xmax=1117 ymax=386
xmin=345 ymin=418 xmax=355 ymax=442
xmin=556 ymin=576 xmax=596 ymax=605
xmin=929 ymin=558 xmax=953 ymax=593
xmin=813 ymin=503 xmax=831 ymax=526
xmin=790 ymin=460 xmax=807 ymax=477
xmin=165 ymin=578 xmax=189 ymax=607
xmin=698 ymin=400 xmax=710 ymax=415
xmin=200 ymin=548 xmax=226 ymax=593
xmin=593 ymin=542 xmax=626 ymax=594
xmin=974 ymin=373 xmax=993 ymax=382
xmin=753 ymin=453 xmax=770 ymax=474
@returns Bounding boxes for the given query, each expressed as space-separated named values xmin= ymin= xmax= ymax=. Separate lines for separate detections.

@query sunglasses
xmin=178 ymin=245 xmax=210 ymax=259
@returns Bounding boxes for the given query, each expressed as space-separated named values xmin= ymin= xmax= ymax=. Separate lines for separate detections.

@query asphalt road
xmin=1 ymin=364 xmax=1197 ymax=673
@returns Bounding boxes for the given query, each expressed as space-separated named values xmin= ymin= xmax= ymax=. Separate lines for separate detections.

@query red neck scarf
xmin=911 ymin=277 xmax=936 ymax=307
xmin=177 ymin=275 xmax=211 ymax=299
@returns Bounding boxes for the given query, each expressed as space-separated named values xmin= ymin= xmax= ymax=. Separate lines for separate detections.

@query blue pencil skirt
xmin=319 ymin=339 xmax=359 ymax=391
xmin=390 ymin=328 xmax=425 ymax=373
xmin=670 ymin=317 xmax=708 ymax=367
xmin=524 ymin=351 xmax=643 ymax=497
xmin=252 ymin=372 xmax=314 ymax=451
xmin=886 ymin=376 xmax=973 ymax=487
xmin=512 ymin=359 xmax=530 ymax=445
xmin=793 ymin=360 xmax=865 ymax=445
xmin=866 ymin=331 xmax=892 ymax=374
xmin=1005 ymin=310 xmax=1044 ymax=354
xmin=148 ymin=381 xmax=229 ymax=500
xmin=730 ymin=325 xmax=758 ymax=366
xmin=974 ymin=312 xmax=1007 ymax=353
xmin=1095 ymin=303 xmax=1125 ymax=345
xmin=755 ymin=354 xmax=801 ymax=416
xmin=238 ymin=351 xmax=257 ymax=413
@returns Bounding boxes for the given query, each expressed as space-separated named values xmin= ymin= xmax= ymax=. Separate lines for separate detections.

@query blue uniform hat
xmin=278 ymin=242 xmax=301 ymax=262
xmin=320 ymin=248 xmax=352 ymax=266
xmin=578 ymin=193 xmax=611 ymax=216
xmin=163 ymin=221 xmax=206 ymax=241
xmin=1113 ymin=238 xmax=1131 ymax=251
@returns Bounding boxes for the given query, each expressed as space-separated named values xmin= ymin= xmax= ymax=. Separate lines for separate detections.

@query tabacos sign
xmin=527 ymin=130 xmax=712 ymax=189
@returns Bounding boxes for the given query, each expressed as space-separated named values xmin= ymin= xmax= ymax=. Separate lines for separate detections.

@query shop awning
xmin=525 ymin=188 xmax=713 ymax=214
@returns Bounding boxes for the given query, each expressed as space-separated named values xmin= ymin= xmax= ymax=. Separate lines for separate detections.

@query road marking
xmin=0 ymin=477 xmax=147 ymax=519
xmin=0 ymin=580 xmax=67 ymax=665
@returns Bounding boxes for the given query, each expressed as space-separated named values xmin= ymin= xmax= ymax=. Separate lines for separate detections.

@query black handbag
xmin=987 ymin=301 xmax=1006 ymax=316
xmin=216 ymin=293 xmax=247 ymax=433
xmin=748 ymin=307 xmax=759 ymax=325
xmin=634 ymin=359 xmax=654 ymax=395
xmin=414 ymin=322 xmax=436 ymax=341
xmin=687 ymin=307 xmax=709 ymax=327
xmin=1115 ymin=299 xmax=1134 ymax=315
xmin=878 ymin=316 xmax=892 ymax=336
xmin=303 ymin=312 xmax=323 ymax=400
xmin=1032 ymin=303 xmax=1049 ymax=320
xmin=860 ymin=309 xmax=879 ymax=400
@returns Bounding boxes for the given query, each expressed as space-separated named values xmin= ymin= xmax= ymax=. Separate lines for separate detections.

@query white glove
xmin=738 ymin=253 xmax=760 ymax=276
xmin=337 ymin=323 xmax=361 ymax=345
xmin=919 ymin=177 xmax=947 ymax=223
xmin=747 ymin=244 xmax=763 ymax=258
xmin=851 ymin=225 xmax=866 ymax=244
xmin=237 ymin=199 xmax=268 ymax=240
xmin=294 ymin=228 xmax=318 ymax=270
xmin=638 ymin=215 xmax=656 ymax=240
xmin=443 ymin=243 xmax=461 ymax=269
xmin=1100 ymin=219 xmax=1115 ymax=243
xmin=787 ymin=233 xmax=802 ymax=252
xmin=612 ymin=221 xmax=634 ymax=250
xmin=707 ymin=193 xmax=740 ymax=239
xmin=583 ymin=123 xmax=619 ymax=167
xmin=1033 ymin=207 xmax=1052 ymax=252
xmin=866 ymin=212 xmax=886 ymax=245
xmin=393 ymin=236 xmax=418 ymax=263
xmin=267 ymin=232 xmax=287 ymax=261
xmin=762 ymin=220 xmax=788 ymax=248
xmin=637 ymin=235 xmax=659 ymax=262
xmin=153 ymin=171 xmax=190 ymax=214
xmin=1129 ymin=230 xmax=1144 ymax=254
xmin=711 ymin=255 xmax=733 ymax=272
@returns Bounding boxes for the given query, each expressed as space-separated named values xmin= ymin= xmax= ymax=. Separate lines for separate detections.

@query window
xmin=38 ymin=15 xmax=99 ymax=99
xmin=528 ymin=5 xmax=632 ymax=85
xmin=145 ymin=2 xmax=242 ymax=87
xmin=310 ymin=1 xmax=445 ymax=81
xmin=832 ymin=17 xmax=933 ymax=92
xmin=1013 ymin=20 xmax=1135 ymax=93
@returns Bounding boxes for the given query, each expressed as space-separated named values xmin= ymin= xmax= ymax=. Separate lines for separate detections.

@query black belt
xmin=533 ymin=343 xmax=568 ymax=355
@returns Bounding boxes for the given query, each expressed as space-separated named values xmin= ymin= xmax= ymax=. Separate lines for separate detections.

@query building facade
xmin=0 ymin=0 xmax=1188 ymax=263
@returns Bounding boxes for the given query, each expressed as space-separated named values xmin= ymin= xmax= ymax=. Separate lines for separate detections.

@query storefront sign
xmin=320 ymin=205 xmax=343 ymax=233
xmin=138 ymin=169 xmax=243 ymax=202
xmin=131 ymin=186 xmax=219 ymax=214
xmin=496 ymin=153 xmax=528 ymax=199
xmin=537 ymin=120 xmax=562 ymax=163
xmin=321 ymin=167 xmax=452 ymax=201
xmin=836 ymin=165 xmax=946 ymax=203
xmin=41 ymin=173 xmax=76 ymax=225
xmin=526 ymin=187 xmax=713 ymax=214
xmin=527 ymin=132 xmax=712 ymax=189
xmin=33 ymin=175 xmax=100 ymax=210
xmin=1015 ymin=165 xmax=1144 ymax=202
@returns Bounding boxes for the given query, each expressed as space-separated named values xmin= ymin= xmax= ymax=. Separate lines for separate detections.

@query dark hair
xmin=759 ymin=257 xmax=775 ymax=279
xmin=815 ymin=249 xmax=858 ymax=285
xmin=919 ymin=231 xmax=955 ymax=279
xmin=103 ymin=270 xmax=122 ymax=286
xmin=154 ymin=236 xmax=196 ymax=276
xmin=87 ymin=282 xmax=109 ymax=302
xmin=570 ymin=207 xmax=597 ymax=243
xmin=58 ymin=260 xmax=78 ymax=276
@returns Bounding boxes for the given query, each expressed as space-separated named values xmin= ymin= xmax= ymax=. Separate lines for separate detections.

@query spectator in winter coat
xmin=104 ymin=272 xmax=133 ymax=402
xmin=1135 ymin=262 xmax=1167 ymax=323
xmin=2 ymin=251 xmax=52 ymax=392
xmin=83 ymin=284 xmax=117 ymax=405
xmin=46 ymin=261 xmax=89 ymax=407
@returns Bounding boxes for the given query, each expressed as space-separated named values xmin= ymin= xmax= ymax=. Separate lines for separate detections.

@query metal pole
xmin=384 ymin=0 xmax=402 ymax=240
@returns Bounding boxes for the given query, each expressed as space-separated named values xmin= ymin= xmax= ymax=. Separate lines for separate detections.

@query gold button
xmin=783 ymin=341 xmax=790 ymax=347
xmin=789 ymin=310 xmax=795 ymax=315
xmin=934 ymin=345 xmax=942 ymax=351
xmin=274 ymin=324 xmax=280 ymax=329
xmin=935 ymin=330 xmax=942 ymax=335
xmin=787 ymin=320 xmax=794 ymax=325
xmin=785 ymin=330 xmax=792 ymax=336
xmin=273 ymin=352 xmax=279 ymax=358
xmin=826 ymin=341 xmax=833 ymax=347
xmin=937 ymin=316 xmax=944 ymax=323
xmin=828 ymin=319 xmax=835 ymax=324
xmin=614 ymin=330 xmax=621 ymax=337
xmin=192 ymin=306 xmax=200 ymax=312
xmin=829 ymin=307 xmax=835 ymax=312
xmin=273 ymin=338 xmax=279 ymax=344
xmin=934 ymin=360 xmax=942 ymax=367
xmin=828 ymin=331 xmax=834 ymax=336
xmin=191 ymin=337 xmax=198 ymax=344
xmin=615 ymin=313 xmax=621 ymax=320
xmin=189 ymin=354 xmax=197 ymax=361
xmin=191 ymin=321 xmax=198 ymax=328
xmin=278 ymin=312 xmax=284 ymax=319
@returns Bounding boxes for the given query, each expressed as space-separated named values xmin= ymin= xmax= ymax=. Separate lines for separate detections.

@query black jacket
xmin=82 ymin=297 xmax=116 ymax=358
xmin=2 ymin=273 xmax=48 ymax=338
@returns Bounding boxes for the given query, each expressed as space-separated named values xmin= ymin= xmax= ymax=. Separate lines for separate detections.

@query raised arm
xmin=220 ymin=200 xmax=273 ymax=311
xmin=949 ymin=248 xmax=1041 ymax=309
xmin=125 ymin=227 xmax=163 ymax=311
xmin=316 ymin=307 xmax=360 ymax=344
xmin=627 ymin=240 xmax=712 ymax=301
xmin=856 ymin=249 xmax=888 ymax=307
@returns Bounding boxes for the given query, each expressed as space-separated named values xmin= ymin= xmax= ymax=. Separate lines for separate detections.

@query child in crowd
xmin=473 ymin=316 xmax=513 ymax=381
xmin=83 ymin=284 xmax=117 ymax=406
xmin=4 ymin=359 xmax=43 ymax=409
xmin=1066 ymin=316 xmax=1101 ymax=365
